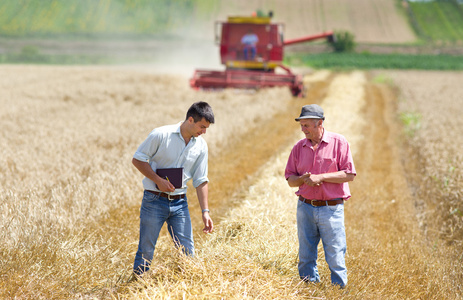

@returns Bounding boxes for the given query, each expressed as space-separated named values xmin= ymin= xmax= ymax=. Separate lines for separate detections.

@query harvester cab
xmin=214 ymin=13 xmax=284 ymax=71
xmin=190 ymin=12 xmax=334 ymax=97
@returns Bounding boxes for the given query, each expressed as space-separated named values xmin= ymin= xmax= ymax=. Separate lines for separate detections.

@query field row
xmin=407 ymin=0 xmax=463 ymax=43
xmin=287 ymin=52 xmax=463 ymax=70
xmin=383 ymin=69 xmax=463 ymax=249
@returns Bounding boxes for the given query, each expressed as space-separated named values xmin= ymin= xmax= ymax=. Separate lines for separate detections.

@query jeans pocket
xmin=328 ymin=203 xmax=343 ymax=212
xmin=143 ymin=191 xmax=159 ymax=203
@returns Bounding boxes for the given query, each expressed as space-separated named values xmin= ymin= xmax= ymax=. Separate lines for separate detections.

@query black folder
xmin=156 ymin=168 xmax=183 ymax=188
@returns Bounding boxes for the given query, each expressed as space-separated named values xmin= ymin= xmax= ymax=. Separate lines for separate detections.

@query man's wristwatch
xmin=202 ymin=209 xmax=210 ymax=213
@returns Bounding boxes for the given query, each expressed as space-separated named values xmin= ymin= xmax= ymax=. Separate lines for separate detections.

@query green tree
xmin=331 ymin=30 xmax=356 ymax=53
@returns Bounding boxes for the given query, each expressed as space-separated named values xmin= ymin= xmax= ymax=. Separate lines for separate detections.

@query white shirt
xmin=133 ymin=122 xmax=209 ymax=195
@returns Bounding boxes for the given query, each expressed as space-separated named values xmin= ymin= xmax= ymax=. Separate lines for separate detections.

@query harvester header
xmin=190 ymin=12 xmax=334 ymax=97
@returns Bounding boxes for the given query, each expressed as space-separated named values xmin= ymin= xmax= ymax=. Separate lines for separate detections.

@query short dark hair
xmin=186 ymin=101 xmax=215 ymax=124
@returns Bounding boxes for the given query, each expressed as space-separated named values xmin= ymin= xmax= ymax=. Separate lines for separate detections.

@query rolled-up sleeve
xmin=285 ymin=147 xmax=298 ymax=180
xmin=338 ymin=138 xmax=356 ymax=175
xmin=133 ymin=130 xmax=161 ymax=162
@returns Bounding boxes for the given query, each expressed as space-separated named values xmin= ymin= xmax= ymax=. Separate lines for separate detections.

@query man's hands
xmin=196 ymin=182 xmax=213 ymax=233
xmin=287 ymin=173 xmax=322 ymax=188
xmin=292 ymin=171 xmax=354 ymax=187
xmin=156 ymin=178 xmax=175 ymax=193
xmin=132 ymin=158 xmax=176 ymax=192
xmin=302 ymin=172 xmax=323 ymax=187
xmin=202 ymin=212 xmax=213 ymax=233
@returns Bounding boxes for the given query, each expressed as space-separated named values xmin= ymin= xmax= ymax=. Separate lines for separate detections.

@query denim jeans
xmin=133 ymin=190 xmax=194 ymax=275
xmin=243 ymin=46 xmax=256 ymax=60
xmin=296 ymin=200 xmax=347 ymax=287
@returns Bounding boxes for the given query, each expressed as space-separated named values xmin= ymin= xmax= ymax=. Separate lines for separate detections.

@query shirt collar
xmin=174 ymin=122 xmax=182 ymax=134
xmin=174 ymin=121 xmax=196 ymax=143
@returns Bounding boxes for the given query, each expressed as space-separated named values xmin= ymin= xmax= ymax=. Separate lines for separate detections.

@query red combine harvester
xmin=190 ymin=12 xmax=335 ymax=97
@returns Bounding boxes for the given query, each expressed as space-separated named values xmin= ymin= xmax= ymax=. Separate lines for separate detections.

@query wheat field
xmin=1 ymin=65 xmax=462 ymax=299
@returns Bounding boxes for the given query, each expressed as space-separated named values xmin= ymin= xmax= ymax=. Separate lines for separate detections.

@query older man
xmin=285 ymin=104 xmax=356 ymax=288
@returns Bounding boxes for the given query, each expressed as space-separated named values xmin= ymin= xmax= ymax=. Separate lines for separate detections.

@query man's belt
xmin=299 ymin=196 xmax=344 ymax=207
xmin=146 ymin=190 xmax=185 ymax=200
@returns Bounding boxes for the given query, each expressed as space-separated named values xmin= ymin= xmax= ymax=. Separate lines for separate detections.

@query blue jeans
xmin=243 ymin=46 xmax=256 ymax=60
xmin=133 ymin=191 xmax=194 ymax=275
xmin=297 ymin=200 xmax=347 ymax=287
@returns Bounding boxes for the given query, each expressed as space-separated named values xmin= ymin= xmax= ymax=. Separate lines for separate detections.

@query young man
xmin=131 ymin=101 xmax=214 ymax=276
xmin=285 ymin=104 xmax=356 ymax=288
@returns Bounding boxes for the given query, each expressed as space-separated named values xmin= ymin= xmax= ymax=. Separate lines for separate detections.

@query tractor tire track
xmin=344 ymin=78 xmax=452 ymax=297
